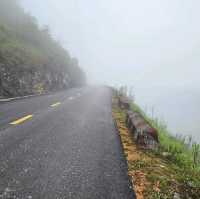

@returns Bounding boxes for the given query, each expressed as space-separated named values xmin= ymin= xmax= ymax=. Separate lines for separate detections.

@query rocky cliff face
xmin=0 ymin=49 xmax=85 ymax=97
xmin=0 ymin=64 xmax=72 ymax=97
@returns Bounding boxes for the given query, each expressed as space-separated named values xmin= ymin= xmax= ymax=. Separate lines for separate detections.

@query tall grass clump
xmin=192 ymin=143 xmax=200 ymax=168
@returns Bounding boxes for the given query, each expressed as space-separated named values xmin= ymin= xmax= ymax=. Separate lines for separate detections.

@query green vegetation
xmin=131 ymin=103 xmax=200 ymax=170
xmin=0 ymin=0 xmax=85 ymax=97
xmin=131 ymin=102 xmax=200 ymax=198
xmin=114 ymin=87 xmax=200 ymax=198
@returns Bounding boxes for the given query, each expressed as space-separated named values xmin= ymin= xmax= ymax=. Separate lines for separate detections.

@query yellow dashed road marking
xmin=10 ymin=115 xmax=33 ymax=125
xmin=51 ymin=102 xmax=61 ymax=107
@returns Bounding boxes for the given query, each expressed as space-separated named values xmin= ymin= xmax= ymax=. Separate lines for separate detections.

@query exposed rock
xmin=0 ymin=60 xmax=83 ymax=97
xmin=173 ymin=192 xmax=181 ymax=199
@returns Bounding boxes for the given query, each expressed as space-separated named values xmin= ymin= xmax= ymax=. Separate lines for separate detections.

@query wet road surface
xmin=0 ymin=87 xmax=135 ymax=199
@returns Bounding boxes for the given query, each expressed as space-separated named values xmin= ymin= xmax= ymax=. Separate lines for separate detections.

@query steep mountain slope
xmin=0 ymin=0 xmax=85 ymax=97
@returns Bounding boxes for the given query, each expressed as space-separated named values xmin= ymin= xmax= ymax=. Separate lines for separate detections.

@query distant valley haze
xmin=20 ymin=0 xmax=200 ymax=142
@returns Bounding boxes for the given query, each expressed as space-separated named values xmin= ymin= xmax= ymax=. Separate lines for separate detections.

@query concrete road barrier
xmin=125 ymin=109 xmax=159 ymax=150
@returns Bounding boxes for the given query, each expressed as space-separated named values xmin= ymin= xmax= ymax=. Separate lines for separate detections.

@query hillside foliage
xmin=0 ymin=0 xmax=85 ymax=97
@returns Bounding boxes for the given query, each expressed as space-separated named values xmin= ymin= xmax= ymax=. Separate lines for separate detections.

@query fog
xmin=20 ymin=0 xmax=200 ymax=141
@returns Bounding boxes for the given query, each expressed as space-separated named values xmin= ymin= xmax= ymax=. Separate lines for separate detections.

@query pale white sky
xmin=20 ymin=0 xmax=200 ymax=140
xmin=20 ymin=0 xmax=200 ymax=90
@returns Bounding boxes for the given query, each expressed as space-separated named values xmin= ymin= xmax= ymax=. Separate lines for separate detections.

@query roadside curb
xmin=0 ymin=92 xmax=48 ymax=103
xmin=112 ymin=115 xmax=137 ymax=199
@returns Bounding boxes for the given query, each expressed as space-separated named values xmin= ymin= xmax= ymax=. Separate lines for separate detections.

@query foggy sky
xmin=20 ymin=0 xmax=200 ymax=90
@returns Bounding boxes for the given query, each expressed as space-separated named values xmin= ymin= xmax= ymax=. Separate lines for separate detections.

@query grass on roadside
xmin=112 ymin=97 xmax=200 ymax=199
xmin=131 ymin=103 xmax=200 ymax=170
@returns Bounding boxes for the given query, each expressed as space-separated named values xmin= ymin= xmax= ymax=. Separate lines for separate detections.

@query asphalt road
xmin=0 ymin=87 xmax=135 ymax=199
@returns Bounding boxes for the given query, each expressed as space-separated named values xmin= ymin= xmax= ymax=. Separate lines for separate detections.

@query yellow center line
xmin=10 ymin=115 xmax=33 ymax=125
xmin=51 ymin=102 xmax=61 ymax=107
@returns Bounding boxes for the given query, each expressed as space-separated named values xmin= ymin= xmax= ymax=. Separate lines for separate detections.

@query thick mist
xmin=20 ymin=0 xmax=200 ymax=140
xmin=20 ymin=0 xmax=200 ymax=87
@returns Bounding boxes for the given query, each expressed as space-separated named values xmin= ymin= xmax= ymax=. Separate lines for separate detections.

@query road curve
xmin=0 ymin=86 xmax=135 ymax=199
